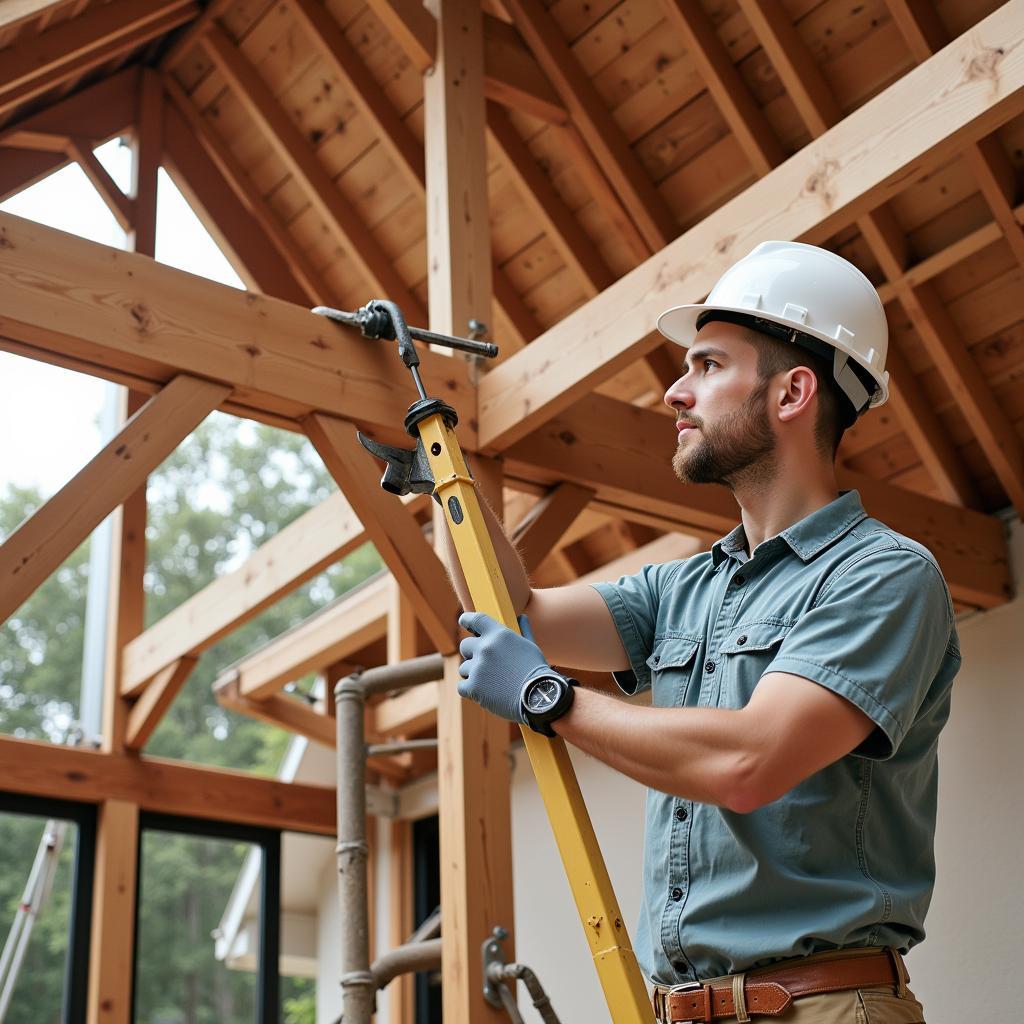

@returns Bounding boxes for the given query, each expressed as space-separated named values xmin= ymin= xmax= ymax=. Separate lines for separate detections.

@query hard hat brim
xmin=657 ymin=302 xmax=889 ymax=408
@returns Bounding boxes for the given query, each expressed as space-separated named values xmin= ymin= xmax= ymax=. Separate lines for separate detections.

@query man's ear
xmin=777 ymin=365 xmax=818 ymax=424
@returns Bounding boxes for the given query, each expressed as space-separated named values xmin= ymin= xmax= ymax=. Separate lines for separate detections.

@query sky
xmin=0 ymin=137 xmax=245 ymax=500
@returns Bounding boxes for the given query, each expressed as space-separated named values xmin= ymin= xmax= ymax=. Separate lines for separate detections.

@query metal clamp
xmin=482 ymin=925 xmax=510 ymax=1008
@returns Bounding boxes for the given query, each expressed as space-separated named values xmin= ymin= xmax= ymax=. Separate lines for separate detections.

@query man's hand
xmin=457 ymin=612 xmax=550 ymax=723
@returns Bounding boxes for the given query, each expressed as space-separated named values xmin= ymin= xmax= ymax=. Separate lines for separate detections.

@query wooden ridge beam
xmin=503 ymin=394 xmax=1011 ymax=608
xmin=476 ymin=2 xmax=1024 ymax=452
xmin=0 ymin=376 xmax=228 ymax=625
xmin=123 ymin=656 xmax=198 ymax=751
xmin=200 ymin=22 xmax=427 ymax=324
xmin=0 ymin=210 xmax=475 ymax=434
xmin=231 ymin=573 xmax=390 ymax=699
xmin=160 ymin=91 xmax=311 ymax=304
xmin=0 ymin=733 xmax=336 ymax=834
xmin=363 ymin=0 xmax=566 ymax=124
xmin=122 ymin=488 xmax=427 ymax=695
xmin=0 ymin=0 xmax=198 ymax=118
xmin=503 ymin=0 xmax=677 ymax=252
xmin=659 ymin=0 xmax=785 ymax=177
xmin=305 ymin=414 xmax=459 ymax=653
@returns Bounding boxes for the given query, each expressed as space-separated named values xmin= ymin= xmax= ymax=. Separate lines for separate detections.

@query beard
xmin=672 ymin=379 xmax=777 ymax=489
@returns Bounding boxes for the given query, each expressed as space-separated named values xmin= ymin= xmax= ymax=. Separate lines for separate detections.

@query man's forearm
xmin=440 ymin=490 xmax=532 ymax=613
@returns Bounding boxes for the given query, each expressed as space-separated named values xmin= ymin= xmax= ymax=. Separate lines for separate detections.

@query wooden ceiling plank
xmin=509 ymin=480 xmax=596 ymax=573
xmin=503 ymin=393 xmax=1011 ymax=608
xmin=735 ymin=0 xmax=839 ymax=136
xmin=200 ymin=21 xmax=427 ymax=323
xmin=122 ymin=488 xmax=427 ymax=695
xmin=123 ymin=655 xmax=198 ymax=751
xmin=159 ymin=0 xmax=233 ymax=71
xmin=0 ymin=0 xmax=198 ymax=118
xmin=502 ymin=0 xmax=678 ymax=252
xmin=901 ymin=281 xmax=1024 ymax=516
xmin=476 ymin=2 xmax=1024 ymax=453
xmin=487 ymin=101 xmax=613 ymax=295
xmin=0 ymin=209 xmax=475 ymax=431
xmin=659 ymin=0 xmax=785 ymax=177
xmin=305 ymin=414 xmax=459 ymax=652
xmin=232 ymin=574 xmax=390 ymax=699
xmin=287 ymin=0 xmax=424 ymax=196
xmin=162 ymin=75 xmax=330 ymax=304
xmin=64 ymin=136 xmax=134 ymax=232
xmin=363 ymin=0 xmax=433 ymax=72
xmin=0 ymin=733 xmax=336 ymax=833
xmin=0 ymin=375 xmax=228 ymax=626
xmin=161 ymin=95 xmax=310 ymax=303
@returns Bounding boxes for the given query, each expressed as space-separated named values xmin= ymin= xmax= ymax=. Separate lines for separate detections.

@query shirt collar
xmin=711 ymin=491 xmax=867 ymax=566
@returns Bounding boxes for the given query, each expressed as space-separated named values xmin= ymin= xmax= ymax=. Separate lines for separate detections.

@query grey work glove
xmin=457 ymin=612 xmax=549 ymax=723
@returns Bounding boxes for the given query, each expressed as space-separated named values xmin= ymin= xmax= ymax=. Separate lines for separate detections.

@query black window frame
xmin=0 ymin=791 xmax=97 ymax=1024
xmin=135 ymin=812 xmax=281 ymax=1024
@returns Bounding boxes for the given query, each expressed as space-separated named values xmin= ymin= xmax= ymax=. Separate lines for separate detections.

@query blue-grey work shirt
xmin=590 ymin=491 xmax=961 ymax=983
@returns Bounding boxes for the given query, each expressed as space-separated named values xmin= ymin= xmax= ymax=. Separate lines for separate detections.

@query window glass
xmin=135 ymin=829 xmax=260 ymax=1023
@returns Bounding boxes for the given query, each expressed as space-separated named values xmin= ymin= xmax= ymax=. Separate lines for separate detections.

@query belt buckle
xmin=657 ymin=981 xmax=703 ymax=1024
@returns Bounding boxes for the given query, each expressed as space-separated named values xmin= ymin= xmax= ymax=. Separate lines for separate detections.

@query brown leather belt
xmin=653 ymin=950 xmax=903 ymax=1022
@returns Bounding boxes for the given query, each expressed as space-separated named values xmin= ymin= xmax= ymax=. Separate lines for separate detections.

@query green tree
xmin=0 ymin=414 xmax=383 ymax=1022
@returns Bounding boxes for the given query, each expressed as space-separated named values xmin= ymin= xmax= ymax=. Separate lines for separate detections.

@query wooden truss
xmin=0 ymin=2 xmax=1022 ymax=1021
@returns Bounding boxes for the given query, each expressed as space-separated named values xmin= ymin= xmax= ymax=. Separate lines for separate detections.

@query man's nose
xmin=664 ymin=374 xmax=694 ymax=412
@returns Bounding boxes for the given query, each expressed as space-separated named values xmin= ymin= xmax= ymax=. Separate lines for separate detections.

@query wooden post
xmin=87 ymin=799 xmax=139 ymax=1024
xmin=424 ymin=2 xmax=515 ymax=1020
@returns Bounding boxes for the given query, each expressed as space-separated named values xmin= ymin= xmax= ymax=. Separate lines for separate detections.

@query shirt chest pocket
xmin=645 ymin=636 xmax=700 ymax=707
xmin=719 ymin=621 xmax=793 ymax=706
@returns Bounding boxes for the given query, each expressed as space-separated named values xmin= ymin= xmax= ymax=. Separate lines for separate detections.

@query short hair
xmin=742 ymin=327 xmax=849 ymax=457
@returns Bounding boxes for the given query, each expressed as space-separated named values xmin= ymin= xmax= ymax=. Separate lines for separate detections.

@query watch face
xmin=524 ymin=678 xmax=562 ymax=713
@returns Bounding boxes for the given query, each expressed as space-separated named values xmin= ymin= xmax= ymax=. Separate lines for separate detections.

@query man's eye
xmin=703 ymin=359 xmax=717 ymax=372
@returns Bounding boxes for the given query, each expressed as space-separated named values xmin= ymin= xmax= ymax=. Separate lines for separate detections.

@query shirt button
xmin=736 ymin=635 xmax=747 ymax=646
xmin=733 ymin=574 xmax=745 ymax=586
xmin=671 ymin=887 xmax=683 ymax=901
xmin=673 ymin=960 xmax=688 ymax=973
xmin=675 ymin=806 xmax=688 ymax=822
xmin=704 ymin=660 xmax=716 ymax=673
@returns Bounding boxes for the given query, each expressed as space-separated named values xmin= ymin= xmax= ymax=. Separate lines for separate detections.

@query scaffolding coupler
xmin=314 ymin=299 xmax=654 ymax=1024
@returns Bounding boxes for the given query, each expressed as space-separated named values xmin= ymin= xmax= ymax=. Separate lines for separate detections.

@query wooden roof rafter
xmin=0 ymin=0 xmax=199 ymax=120
xmin=735 ymin=0 xmax=1023 ymax=513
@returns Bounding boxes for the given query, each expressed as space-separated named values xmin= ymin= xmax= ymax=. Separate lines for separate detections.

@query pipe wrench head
xmin=356 ymin=432 xmax=436 ymax=497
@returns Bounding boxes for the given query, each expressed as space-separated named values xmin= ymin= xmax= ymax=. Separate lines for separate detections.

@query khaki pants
xmin=681 ymin=949 xmax=926 ymax=1024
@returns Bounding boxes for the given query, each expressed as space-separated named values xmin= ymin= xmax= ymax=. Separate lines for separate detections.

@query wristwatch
xmin=520 ymin=671 xmax=578 ymax=737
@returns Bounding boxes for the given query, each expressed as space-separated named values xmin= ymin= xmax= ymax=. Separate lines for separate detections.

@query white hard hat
xmin=657 ymin=241 xmax=890 ymax=416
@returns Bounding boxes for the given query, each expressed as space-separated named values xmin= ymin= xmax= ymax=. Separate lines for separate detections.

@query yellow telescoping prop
xmin=314 ymin=300 xmax=653 ymax=1024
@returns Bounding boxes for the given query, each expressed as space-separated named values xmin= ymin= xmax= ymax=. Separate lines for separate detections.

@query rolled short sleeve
xmin=591 ymin=561 xmax=683 ymax=695
xmin=766 ymin=545 xmax=958 ymax=759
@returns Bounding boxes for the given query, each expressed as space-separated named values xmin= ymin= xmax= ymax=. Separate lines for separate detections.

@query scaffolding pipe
xmin=370 ymin=937 xmax=442 ymax=989
xmin=490 ymin=962 xmax=563 ymax=1024
xmin=334 ymin=652 xmax=444 ymax=1024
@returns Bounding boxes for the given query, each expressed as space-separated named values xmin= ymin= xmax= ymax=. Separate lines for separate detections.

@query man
xmin=445 ymin=242 xmax=959 ymax=1023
